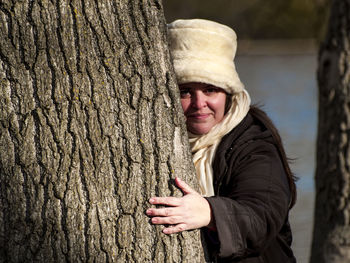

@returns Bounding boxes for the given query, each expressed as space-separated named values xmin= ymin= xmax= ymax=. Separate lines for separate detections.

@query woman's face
xmin=179 ymin=82 xmax=227 ymax=135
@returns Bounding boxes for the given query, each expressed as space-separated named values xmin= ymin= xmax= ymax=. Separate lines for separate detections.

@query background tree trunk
xmin=0 ymin=0 xmax=204 ymax=262
xmin=311 ymin=0 xmax=350 ymax=262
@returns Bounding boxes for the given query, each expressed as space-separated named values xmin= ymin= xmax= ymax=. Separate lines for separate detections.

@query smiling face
xmin=179 ymin=82 xmax=227 ymax=135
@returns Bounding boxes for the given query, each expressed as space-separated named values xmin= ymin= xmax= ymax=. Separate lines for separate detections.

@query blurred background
xmin=163 ymin=1 xmax=331 ymax=262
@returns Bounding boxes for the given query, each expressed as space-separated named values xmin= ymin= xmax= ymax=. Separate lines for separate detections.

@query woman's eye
xmin=205 ymin=87 xmax=218 ymax=94
xmin=180 ymin=89 xmax=191 ymax=98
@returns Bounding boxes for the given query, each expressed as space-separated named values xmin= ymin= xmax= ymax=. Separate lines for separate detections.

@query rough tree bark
xmin=0 ymin=0 xmax=205 ymax=262
xmin=311 ymin=0 xmax=350 ymax=262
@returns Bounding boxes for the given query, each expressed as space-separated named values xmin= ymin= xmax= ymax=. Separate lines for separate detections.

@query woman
xmin=146 ymin=19 xmax=297 ymax=262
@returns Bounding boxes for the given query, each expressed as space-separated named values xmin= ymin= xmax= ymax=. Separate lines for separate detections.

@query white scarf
xmin=188 ymin=90 xmax=251 ymax=196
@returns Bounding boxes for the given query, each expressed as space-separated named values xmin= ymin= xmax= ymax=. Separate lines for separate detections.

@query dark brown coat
xmin=204 ymin=109 xmax=296 ymax=262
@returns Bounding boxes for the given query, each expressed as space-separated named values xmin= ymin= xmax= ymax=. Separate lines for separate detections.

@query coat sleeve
xmin=205 ymin=141 xmax=291 ymax=260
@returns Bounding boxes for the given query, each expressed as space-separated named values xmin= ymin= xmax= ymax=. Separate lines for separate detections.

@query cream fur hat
xmin=167 ymin=19 xmax=244 ymax=94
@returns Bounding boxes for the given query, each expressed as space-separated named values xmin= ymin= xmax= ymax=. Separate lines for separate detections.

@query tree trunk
xmin=0 ymin=0 xmax=204 ymax=262
xmin=311 ymin=0 xmax=350 ymax=262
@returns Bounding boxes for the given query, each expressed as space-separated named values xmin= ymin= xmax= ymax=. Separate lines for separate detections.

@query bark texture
xmin=311 ymin=1 xmax=350 ymax=262
xmin=0 ymin=0 xmax=204 ymax=262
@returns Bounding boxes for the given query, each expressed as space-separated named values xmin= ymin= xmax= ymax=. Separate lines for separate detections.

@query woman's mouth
xmin=187 ymin=113 xmax=210 ymax=120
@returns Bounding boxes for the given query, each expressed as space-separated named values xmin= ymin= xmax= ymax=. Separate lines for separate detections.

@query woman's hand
xmin=146 ymin=177 xmax=214 ymax=234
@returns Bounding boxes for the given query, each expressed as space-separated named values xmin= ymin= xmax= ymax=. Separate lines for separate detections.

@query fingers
xmin=150 ymin=215 xmax=182 ymax=225
xmin=149 ymin=178 xmax=196 ymax=205
xmin=146 ymin=178 xmax=204 ymax=235
xmin=146 ymin=207 xmax=177 ymax=217
xmin=175 ymin=177 xmax=196 ymax=195
xmin=149 ymin=196 xmax=181 ymax=207
xmin=146 ymin=203 xmax=183 ymax=226
xmin=163 ymin=224 xmax=187 ymax=234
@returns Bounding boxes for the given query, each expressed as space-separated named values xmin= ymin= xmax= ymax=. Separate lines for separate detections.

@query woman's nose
xmin=191 ymin=92 xmax=207 ymax=109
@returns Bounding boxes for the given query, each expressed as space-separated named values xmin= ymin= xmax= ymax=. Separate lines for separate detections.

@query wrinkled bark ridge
xmin=0 ymin=0 xmax=204 ymax=262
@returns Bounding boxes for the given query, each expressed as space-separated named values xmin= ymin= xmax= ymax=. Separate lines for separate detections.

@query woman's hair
xmin=224 ymin=93 xmax=233 ymax=114
xmin=249 ymin=106 xmax=297 ymax=209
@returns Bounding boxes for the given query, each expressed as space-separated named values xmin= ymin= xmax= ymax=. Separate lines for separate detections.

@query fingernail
xmin=149 ymin=198 xmax=154 ymax=203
